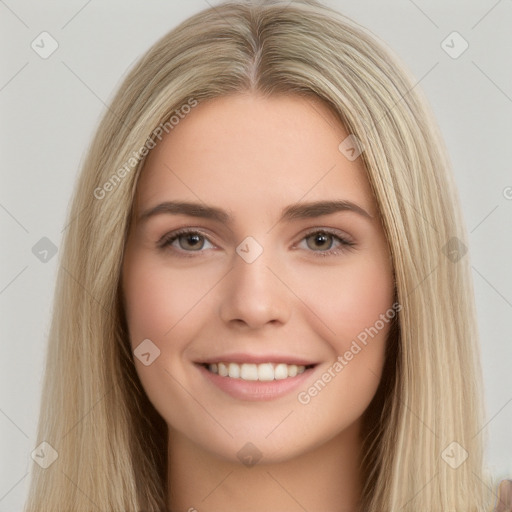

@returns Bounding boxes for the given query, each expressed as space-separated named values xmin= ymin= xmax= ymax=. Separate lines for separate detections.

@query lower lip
xmin=196 ymin=364 xmax=316 ymax=401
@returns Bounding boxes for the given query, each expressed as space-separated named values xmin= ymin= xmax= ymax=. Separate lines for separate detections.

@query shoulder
xmin=494 ymin=480 xmax=512 ymax=512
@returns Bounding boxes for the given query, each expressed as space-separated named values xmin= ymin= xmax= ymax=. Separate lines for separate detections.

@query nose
xmin=218 ymin=250 xmax=291 ymax=329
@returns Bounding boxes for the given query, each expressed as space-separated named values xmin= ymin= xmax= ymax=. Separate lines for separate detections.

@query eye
xmin=298 ymin=230 xmax=354 ymax=255
xmin=305 ymin=232 xmax=335 ymax=251
xmin=158 ymin=229 xmax=215 ymax=253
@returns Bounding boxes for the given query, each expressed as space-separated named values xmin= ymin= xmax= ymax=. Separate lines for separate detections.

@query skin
xmin=122 ymin=93 xmax=395 ymax=512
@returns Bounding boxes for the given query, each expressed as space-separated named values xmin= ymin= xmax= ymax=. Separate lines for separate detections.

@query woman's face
xmin=122 ymin=93 xmax=395 ymax=464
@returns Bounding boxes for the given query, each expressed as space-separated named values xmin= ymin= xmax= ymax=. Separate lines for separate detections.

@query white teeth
xmin=228 ymin=362 xmax=240 ymax=378
xmin=274 ymin=363 xmax=288 ymax=380
xmin=258 ymin=363 xmax=274 ymax=381
xmin=207 ymin=362 xmax=308 ymax=381
xmin=240 ymin=363 xmax=258 ymax=381
xmin=218 ymin=362 xmax=228 ymax=377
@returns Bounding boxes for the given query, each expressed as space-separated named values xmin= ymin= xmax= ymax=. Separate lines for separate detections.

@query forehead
xmin=134 ymin=93 xmax=376 ymax=218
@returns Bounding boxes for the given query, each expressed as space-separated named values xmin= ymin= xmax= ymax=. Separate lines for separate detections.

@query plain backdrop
xmin=1 ymin=1 xmax=511 ymax=510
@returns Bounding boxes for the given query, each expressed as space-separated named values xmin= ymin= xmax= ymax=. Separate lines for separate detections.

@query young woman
xmin=24 ymin=1 xmax=510 ymax=511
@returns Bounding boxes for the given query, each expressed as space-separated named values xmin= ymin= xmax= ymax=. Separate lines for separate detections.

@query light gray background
xmin=1 ymin=1 xmax=511 ymax=509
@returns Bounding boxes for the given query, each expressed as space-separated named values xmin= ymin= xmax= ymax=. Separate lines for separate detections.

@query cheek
xmin=122 ymin=252 xmax=217 ymax=348
xmin=123 ymin=263 xmax=175 ymax=347
xmin=121 ymin=252 xmax=214 ymax=427
xmin=336 ymin=264 xmax=394 ymax=345
xmin=294 ymin=253 xmax=395 ymax=351
xmin=294 ymin=280 xmax=394 ymax=438
xmin=121 ymin=252 xmax=225 ymax=413
xmin=290 ymin=251 xmax=394 ymax=419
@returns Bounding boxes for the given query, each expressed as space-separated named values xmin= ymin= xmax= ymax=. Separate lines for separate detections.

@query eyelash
xmin=157 ymin=227 xmax=355 ymax=258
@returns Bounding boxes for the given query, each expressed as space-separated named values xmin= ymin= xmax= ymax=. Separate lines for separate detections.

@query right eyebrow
xmin=137 ymin=201 xmax=230 ymax=224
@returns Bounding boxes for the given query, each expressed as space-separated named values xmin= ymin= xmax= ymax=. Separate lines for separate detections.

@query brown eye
xmin=298 ymin=230 xmax=355 ymax=256
xmin=305 ymin=232 xmax=335 ymax=251
xmin=159 ymin=230 xmax=214 ymax=253
xmin=177 ymin=233 xmax=205 ymax=251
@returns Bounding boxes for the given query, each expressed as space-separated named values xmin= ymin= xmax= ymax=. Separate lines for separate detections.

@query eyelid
xmin=300 ymin=226 xmax=354 ymax=241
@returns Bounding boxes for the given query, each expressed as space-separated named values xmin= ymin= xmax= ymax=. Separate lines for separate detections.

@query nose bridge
xmin=219 ymin=241 xmax=290 ymax=328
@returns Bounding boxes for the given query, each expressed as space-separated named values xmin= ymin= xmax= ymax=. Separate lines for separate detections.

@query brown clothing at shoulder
xmin=494 ymin=480 xmax=512 ymax=512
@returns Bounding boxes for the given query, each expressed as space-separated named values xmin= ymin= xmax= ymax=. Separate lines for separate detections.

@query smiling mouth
xmin=200 ymin=362 xmax=316 ymax=381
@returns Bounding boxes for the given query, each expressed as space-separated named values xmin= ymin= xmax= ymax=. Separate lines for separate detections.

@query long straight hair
xmin=24 ymin=1 xmax=494 ymax=510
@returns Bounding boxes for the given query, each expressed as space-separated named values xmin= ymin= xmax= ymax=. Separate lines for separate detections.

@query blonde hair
xmin=25 ymin=1 xmax=495 ymax=510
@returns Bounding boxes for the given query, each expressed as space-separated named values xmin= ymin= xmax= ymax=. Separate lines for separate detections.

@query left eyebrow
xmin=281 ymin=200 xmax=373 ymax=221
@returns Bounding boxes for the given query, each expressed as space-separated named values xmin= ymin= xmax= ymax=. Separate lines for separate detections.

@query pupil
xmin=309 ymin=233 xmax=332 ymax=250
xmin=181 ymin=234 xmax=203 ymax=250
xmin=316 ymin=234 xmax=327 ymax=247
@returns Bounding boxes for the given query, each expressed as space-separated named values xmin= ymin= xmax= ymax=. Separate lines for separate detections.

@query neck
xmin=167 ymin=421 xmax=363 ymax=512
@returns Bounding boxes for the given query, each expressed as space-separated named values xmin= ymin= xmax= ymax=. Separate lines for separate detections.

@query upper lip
xmin=196 ymin=353 xmax=318 ymax=366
